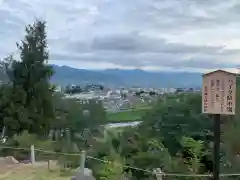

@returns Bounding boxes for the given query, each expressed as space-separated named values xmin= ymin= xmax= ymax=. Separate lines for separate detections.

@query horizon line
xmin=51 ymin=64 xmax=239 ymax=74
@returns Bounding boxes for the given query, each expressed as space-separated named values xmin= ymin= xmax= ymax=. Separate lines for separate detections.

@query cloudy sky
xmin=1 ymin=0 xmax=240 ymax=72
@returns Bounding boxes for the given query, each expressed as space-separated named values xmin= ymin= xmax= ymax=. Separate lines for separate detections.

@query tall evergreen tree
xmin=3 ymin=20 xmax=55 ymax=135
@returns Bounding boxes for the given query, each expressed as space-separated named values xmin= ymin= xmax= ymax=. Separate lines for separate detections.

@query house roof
xmin=202 ymin=69 xmax=237 ymax=76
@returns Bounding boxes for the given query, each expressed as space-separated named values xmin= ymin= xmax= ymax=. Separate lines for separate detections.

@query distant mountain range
xmin=51 ymin=65 xmax=202 ymax=88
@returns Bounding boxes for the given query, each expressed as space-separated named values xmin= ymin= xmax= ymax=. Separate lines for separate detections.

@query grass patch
xmin=107 ymin=107 xmax=151 ymax=123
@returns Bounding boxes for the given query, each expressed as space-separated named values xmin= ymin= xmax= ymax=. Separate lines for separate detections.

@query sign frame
xmin=202 ymin=69 xmax=236 ymax=115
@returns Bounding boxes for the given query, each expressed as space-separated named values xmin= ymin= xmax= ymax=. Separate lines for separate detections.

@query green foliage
xmin=57 ymin=140 xmax=80 ymax=168
xmin=88 ymin=93 xmax=212 ymax=180
xmin=0 ymin=85 xmax=28 ymax=137
xmin=0 ymin=20 xmax=55 ymax=137
xmin=95 ymin=150 xmax=126 ymax=180
xmin=87 ymin=129 xmax=129 ymax=179
xmin=180 ymin=137 xmax=205 ymax=173
xmin=180 ymin=137 xmax=204 ymax=159
xmin=86 ymin=80 xmax=240 ymax=180
xmin=0 ymin=20 xmax=109 ymax=151
xmin=51 ymin=96 xmax=107 ymax=149
xmin=220 ymin=80 xmax=240 ymax=174
xmin=139 ymin=93 xmax=212 ymax=155
xmin=0 ymin=131 xmax=55 ymax=160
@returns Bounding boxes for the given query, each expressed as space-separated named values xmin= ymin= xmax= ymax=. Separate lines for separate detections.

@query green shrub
xmin=57 ymin=140 xmax=81 ymax=169
xmin=0 ymin=131 xmax=55 ymax=161
xmin=0 ymin=131 xmax=82 ymax=168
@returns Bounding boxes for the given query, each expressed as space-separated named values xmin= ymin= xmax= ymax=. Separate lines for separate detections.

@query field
xmin=106 ymin=106 xmax=151 ymax=123
xmin=0 ymin=162 xmax=74 ymax=180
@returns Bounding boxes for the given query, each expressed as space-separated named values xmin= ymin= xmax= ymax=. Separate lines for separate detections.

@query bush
xmin=0 ymin=131 xmax=82 ymax=168
xmin=0 ymin=131 xmax=55 ymax=161
xmin=56 ymin=140 xmax=81 ymax=169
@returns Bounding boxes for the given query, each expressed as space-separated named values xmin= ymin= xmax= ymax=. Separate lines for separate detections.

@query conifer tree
xmin=7 ymin=20 xmax=55 ymax=135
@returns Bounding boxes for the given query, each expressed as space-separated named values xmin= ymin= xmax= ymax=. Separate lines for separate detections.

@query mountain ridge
xmin=51 ymin=65 xmax=202 ymax=88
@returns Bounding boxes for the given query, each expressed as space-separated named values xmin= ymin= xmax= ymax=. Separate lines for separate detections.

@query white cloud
xmin=1 ymin=0 xmax=240 ymax=72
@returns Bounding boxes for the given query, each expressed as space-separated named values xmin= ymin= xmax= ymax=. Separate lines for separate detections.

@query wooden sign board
xmin=202 ymin=70 xmax=236 ymax=115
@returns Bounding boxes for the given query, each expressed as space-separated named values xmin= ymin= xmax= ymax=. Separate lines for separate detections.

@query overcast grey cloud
xmin=1 ymin=0 xmax=240 ymax=71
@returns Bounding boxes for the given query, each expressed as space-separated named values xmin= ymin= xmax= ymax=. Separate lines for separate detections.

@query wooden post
xmin=48 ymin=160 xmax=52 ymax=171
xmin=213 ymin=114 xmax=220 ymax=180
xmin=30 ymin=145 xmax=35 ymax=164
xmin=154 ymin=168 xmax=163 ymax=180
xmin=74 ymin=151 xmax=86 ymax=180
xmin=80 ymin=150 xmax=86 ymax=176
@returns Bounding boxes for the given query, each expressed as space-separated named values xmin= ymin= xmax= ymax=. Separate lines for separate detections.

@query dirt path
xmin=0 ymin=161 xmax=72 ymax=180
